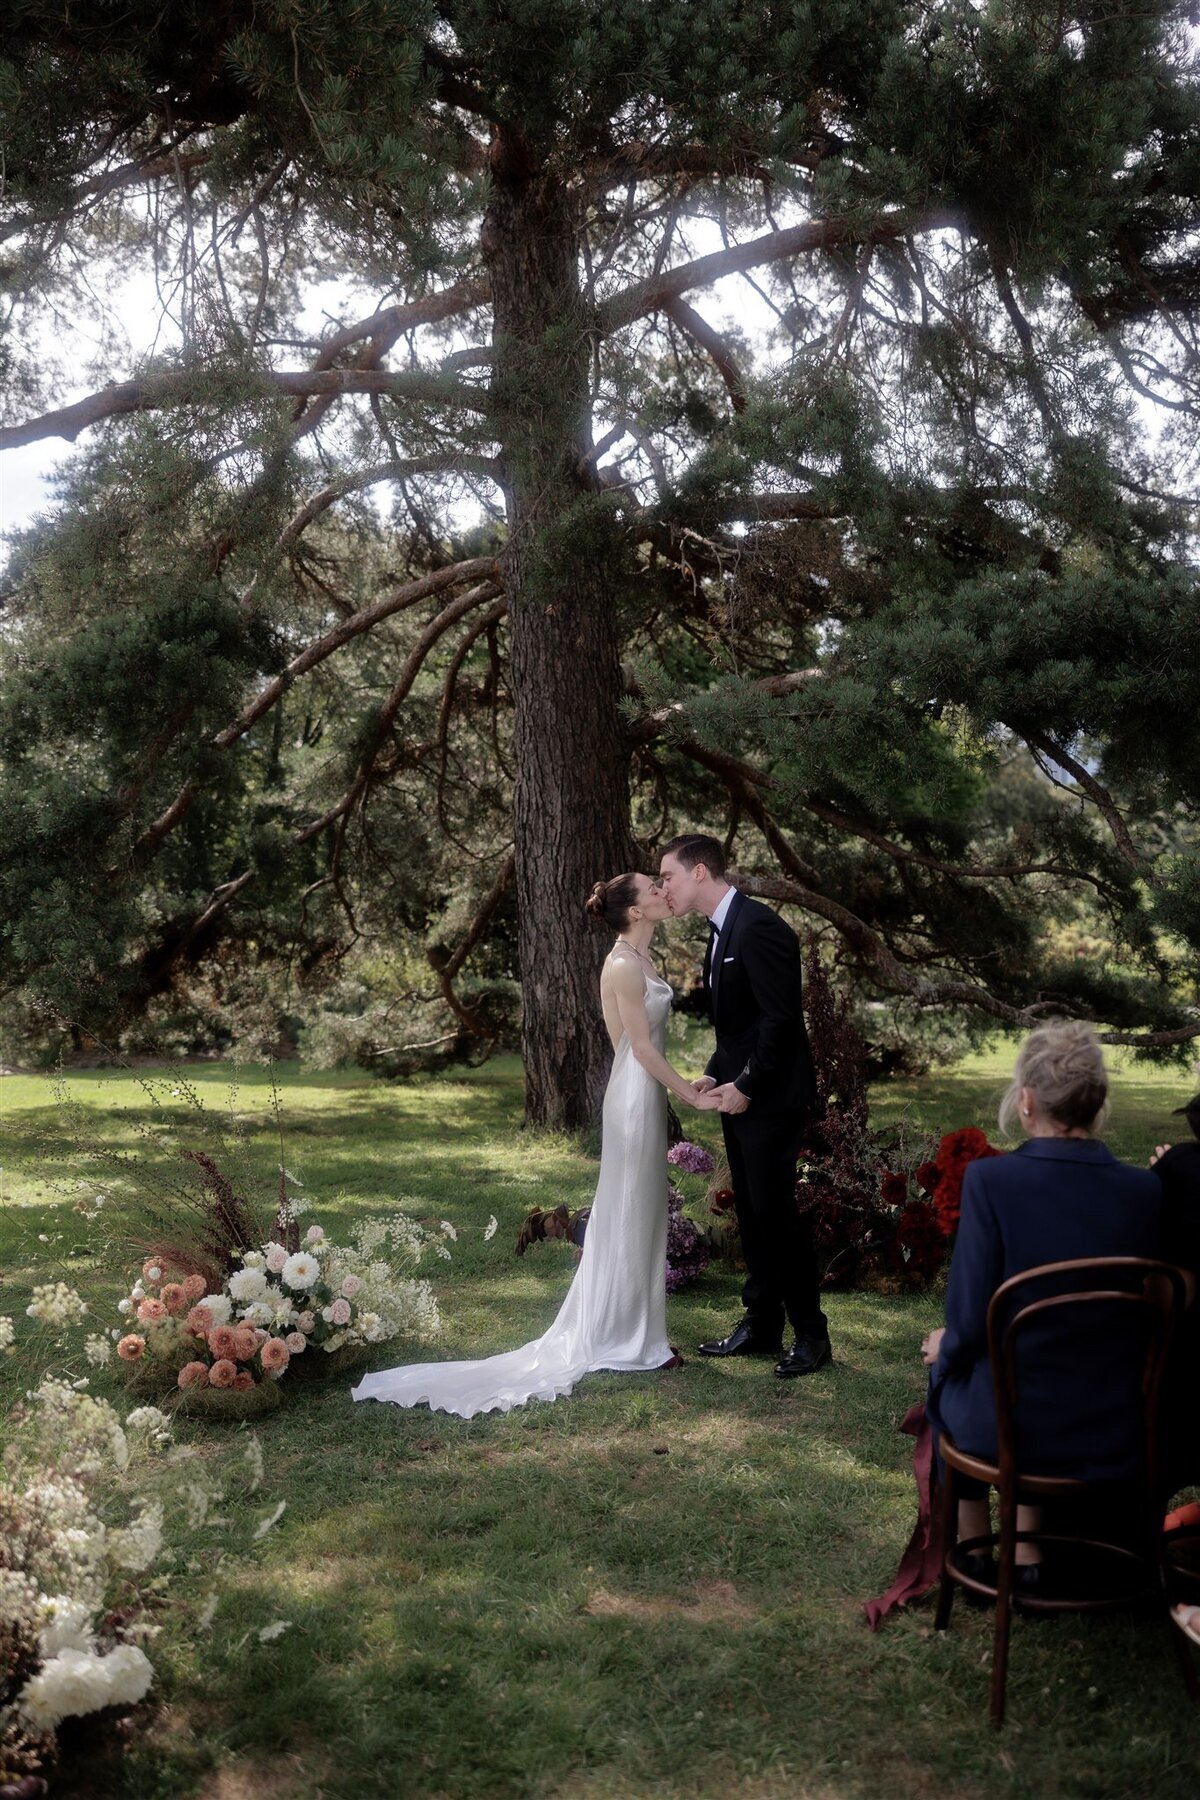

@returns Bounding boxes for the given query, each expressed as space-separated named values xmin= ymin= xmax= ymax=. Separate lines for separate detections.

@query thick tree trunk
xmin=484 ymin=132 xmax=637 ymax=1128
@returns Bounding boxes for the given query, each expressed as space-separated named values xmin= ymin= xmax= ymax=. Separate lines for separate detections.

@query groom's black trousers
xmin=721 ymin=1108 xmax=826 ymax=1342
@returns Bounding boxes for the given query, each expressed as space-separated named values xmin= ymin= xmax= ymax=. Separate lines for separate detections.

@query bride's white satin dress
xmin=352 ymin=971 xmax=674 ymax=1418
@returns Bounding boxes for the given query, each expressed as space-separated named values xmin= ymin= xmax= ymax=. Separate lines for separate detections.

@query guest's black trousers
xmin=721 ymin=1107 xmax=826 ymax=1342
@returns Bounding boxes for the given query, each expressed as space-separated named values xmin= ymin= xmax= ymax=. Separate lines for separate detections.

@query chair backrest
xmin=985 ymin=1257 xmax=1187 ymax=1491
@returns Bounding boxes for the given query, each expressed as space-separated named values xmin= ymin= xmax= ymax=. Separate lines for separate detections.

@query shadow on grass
xmin=110 ymin=1375 xmax=1200 ymax=1800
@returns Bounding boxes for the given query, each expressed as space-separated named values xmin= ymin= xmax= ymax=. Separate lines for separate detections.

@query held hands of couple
xmin=687 ymin=1077 xmax=749 ymax=1115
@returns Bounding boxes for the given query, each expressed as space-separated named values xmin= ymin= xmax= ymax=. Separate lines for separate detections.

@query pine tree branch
xmin=127 ymin=559 xmax=499 ymax=863
xmin=662 ymin=297 xmax=747 ymax=412
xmin=308 ymin=278 xmax=491 ymax=371
xmin=597 ymin=210 xmax=954 ymax=334
xmin=272 ymin=455 xmax=503 ymax=555
xmin=736 ymin=869 xmax=1200 ymax=1047
xmin=425 ymin=852 xmax=515 ymax=1036
xmin=1015 ymin=727 xmax=1156 ymax=881
xmin=0 ymin=148 xmax=213 ymax=242
xmin=294 ymin=579 xmax=505 ymax=844
xmin=0 ymin=366 xmax=486 ymax=451
xmin=217 ymin=560 xmax=500 ymax=752
xmin=434 ymin=600 xmax=511 ymax=835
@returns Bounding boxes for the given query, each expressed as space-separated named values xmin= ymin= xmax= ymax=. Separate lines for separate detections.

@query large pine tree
xmin=2 ymin=2 xmax=1199 ymax=1120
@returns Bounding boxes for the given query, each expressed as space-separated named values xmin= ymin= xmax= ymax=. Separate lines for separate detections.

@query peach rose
xmin=117 ymin=1334 xmax=146 ymax=1362
xmin=182 ymin=1273 xmax=208 ymax=1301
xmin=186 ymin=1303 xmax=215 ymax=1335
xmin=260 ymin=1337 xmax=290 ymax=1374
xmin=265 ymin=1244 xmax=288 ymax=1274
xmin=284 ymin=1331 xmax=306 ymax=1354
xmin=232 ymin=1369 xmax=255 ymax=1391
xmin=160 ymin=1282 xmax=188 ymax=1316
xmin=340 ymin=1275 xmax=362 ymax=1299
xmin=232 ymin=1326 xmax=258 ymax=1362
xmin=208 ymin=1358 xmax=238 ymax=1388
xmin=136 ymin=1297 xmax=167 ymax=1323
xmin=177 ymin=1360 xmax=210 ymax=1389
xmin=209 ymin=1324 xmax=240 ymax=1360
xmin=330 ymin=1297 xmax=352 ymax=1326
xmin=254 ymin=1328 xmax=268 ymax=1346
xmin=297 ymin=1312 xmax=316 ymax=1333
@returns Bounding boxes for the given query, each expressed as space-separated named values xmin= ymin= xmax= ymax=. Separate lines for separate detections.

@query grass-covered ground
xmin=2 ymin=1040 xmax=1198 ymax=1800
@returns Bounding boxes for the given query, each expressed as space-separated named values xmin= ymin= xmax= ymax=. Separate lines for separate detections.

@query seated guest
xmin=922 ymin=1021 xmax=1161 ymax=1586
xmin=1151 ymin=1093 xmax=1200 ymax=1496
xmin=1153 ymin=1093 xmax=1200 ymax=1276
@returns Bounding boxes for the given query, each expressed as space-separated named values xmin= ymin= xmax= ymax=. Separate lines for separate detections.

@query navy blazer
xmin=702 ymin=891 xmax=816 ymax=1117
xmin=928 ymin=1138 xmax=1160 ymax=1481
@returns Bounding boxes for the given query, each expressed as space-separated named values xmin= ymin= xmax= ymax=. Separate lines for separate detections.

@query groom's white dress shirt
xmin=707 ymin=887 xmax=738 ymax=984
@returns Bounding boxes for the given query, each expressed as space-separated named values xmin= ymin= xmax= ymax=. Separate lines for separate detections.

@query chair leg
xmin=934 ymin=1461 xmax=958 ymax=1631
xmin=990 ymin=1486 xmax=1018 ymax=1727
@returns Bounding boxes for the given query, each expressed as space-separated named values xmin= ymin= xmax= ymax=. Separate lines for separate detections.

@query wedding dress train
xmin=351 ymin=971 xmax=674 ymax=1418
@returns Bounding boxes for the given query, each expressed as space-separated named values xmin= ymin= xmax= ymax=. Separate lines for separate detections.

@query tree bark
xmin=484 ymin=130 xmax=637 ymax=1128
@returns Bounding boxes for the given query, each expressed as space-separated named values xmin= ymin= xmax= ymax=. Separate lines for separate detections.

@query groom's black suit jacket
xmin=703 ymin=890 xmax=817 ymax=1120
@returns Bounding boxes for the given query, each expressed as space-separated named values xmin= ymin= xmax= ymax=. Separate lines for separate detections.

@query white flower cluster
xmin=25 ymin=1282 xmax=89 ymax=1329
xmin=125 ymin=1406 xmax=173 ymax=1447
xmin=0 ymin=1373 xmax=272 ymax=1761
xmin=84 ymin=1333 xmax=112 ymax=1367
xmin=214 ymin=1208 xmax=444 ymax=1357
xmin=0 ymin=1315 xmax=15 ymax=1352
xmin=18 ymin=1642 xmax=154 ymax=1732
xmin=108 ymin=1503 xmax=165 ymax=1573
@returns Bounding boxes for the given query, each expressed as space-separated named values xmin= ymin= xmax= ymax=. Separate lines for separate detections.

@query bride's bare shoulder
xmin=602 ymin=948 xmax=643 ymax=986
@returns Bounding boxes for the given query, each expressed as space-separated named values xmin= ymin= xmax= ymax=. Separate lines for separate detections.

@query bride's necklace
xmin=614 ymin=937 xmax=657 ymax=972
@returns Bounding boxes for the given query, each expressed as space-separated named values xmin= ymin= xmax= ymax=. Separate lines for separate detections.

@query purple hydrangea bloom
xmin=667 ymin=1141 xmax=716 ymax=1176
xmin=665 ymin=1183 xmax=710 ymax=1292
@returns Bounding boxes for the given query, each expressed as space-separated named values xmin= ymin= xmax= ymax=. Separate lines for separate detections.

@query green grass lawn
xmin=2 ymin=1042 xmax=1198 ymax=1800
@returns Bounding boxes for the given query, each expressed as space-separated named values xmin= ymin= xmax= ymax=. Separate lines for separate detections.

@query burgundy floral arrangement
xmin=665 ymin=1141 xmax=715 ymax=1292
xmin=919 ymin=1126 xmax=1004 ymax=1237
xmin=791 ymin=941 xmax=1004 ymax=1290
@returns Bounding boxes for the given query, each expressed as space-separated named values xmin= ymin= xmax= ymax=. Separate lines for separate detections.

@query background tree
xmin=2 ymin=2 xmax=1199 ymax=1121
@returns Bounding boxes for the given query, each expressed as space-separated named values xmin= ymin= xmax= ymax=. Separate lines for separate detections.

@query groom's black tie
xmin=706 ymin=921 xmax=720 ymax=1000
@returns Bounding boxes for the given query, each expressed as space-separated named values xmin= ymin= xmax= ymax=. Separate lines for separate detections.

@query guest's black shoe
xmin=697 ymin=1318 xmax=783 ymax=1358
xmin=773 ymin=1336 xmax=833 ymax=1378
xmin=960 ymin=1549 xmax=997 ymax=1608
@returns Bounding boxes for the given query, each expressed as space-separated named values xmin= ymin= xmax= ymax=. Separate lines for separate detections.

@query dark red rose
xmin=931 ymin=1128 xmax=1003 ymax=1237
xmin=880 ymin=1171 xmax=908 ymax=1206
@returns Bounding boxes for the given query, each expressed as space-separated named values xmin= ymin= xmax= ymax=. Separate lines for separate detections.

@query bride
xmin=352 ymin=871 xmax=718 ymax=1418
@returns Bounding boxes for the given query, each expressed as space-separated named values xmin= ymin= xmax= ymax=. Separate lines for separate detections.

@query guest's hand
xmin=711 ymin=1083 xmax=750 ymax=1115
xmin=920 ymin=1326 xmax=945 ymax=1368
xmin=1151 ymin=1143 xmax=1170 ymax=1166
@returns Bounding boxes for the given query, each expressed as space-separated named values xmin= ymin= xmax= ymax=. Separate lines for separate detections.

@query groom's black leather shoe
xmin=697 ymin=1318 xmax=783 ymax=1358
xmin=773 ymin=1336 xmax=832 ymax=1378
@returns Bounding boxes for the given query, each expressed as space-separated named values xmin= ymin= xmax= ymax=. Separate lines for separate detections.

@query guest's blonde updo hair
xmin=998 ymin=1019 xmax=1109 ymax=1137
xmin=584 ymin=873 xmax=640 ymax=931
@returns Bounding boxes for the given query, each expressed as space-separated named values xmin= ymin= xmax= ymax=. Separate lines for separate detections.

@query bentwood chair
xmin=933 ymin=1256 xmax=1199 ymax=1725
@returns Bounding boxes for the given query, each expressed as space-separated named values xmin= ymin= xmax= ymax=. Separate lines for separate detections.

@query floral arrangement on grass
xmin=114 ymin=1213 xmax=445 ymax=1406
xmin=665 ymin=1141 xmax=714 ymax=1293
xmin=790 ymin=941 xmax=1012 ymax=1290
xmin=0 ymin=1365 xmax=269 ymax=1793
xmin=918 ymin=1126 xmax=1005 ymax=1237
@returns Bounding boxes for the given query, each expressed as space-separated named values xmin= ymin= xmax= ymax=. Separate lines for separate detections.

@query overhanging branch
xmin=0 ymin=365 xmax=486 ymax=451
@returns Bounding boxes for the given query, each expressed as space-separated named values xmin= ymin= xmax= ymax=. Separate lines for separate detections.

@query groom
xmin=658 ymin=835 xmax=831 ymax=1378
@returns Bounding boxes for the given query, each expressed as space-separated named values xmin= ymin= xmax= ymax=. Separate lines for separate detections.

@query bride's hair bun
xmin=584 ymin=873 xmax=640 ymax=929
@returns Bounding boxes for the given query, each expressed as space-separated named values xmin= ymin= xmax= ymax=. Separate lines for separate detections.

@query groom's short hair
xmin=660 ymin=833 xmax=727 ymax=880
